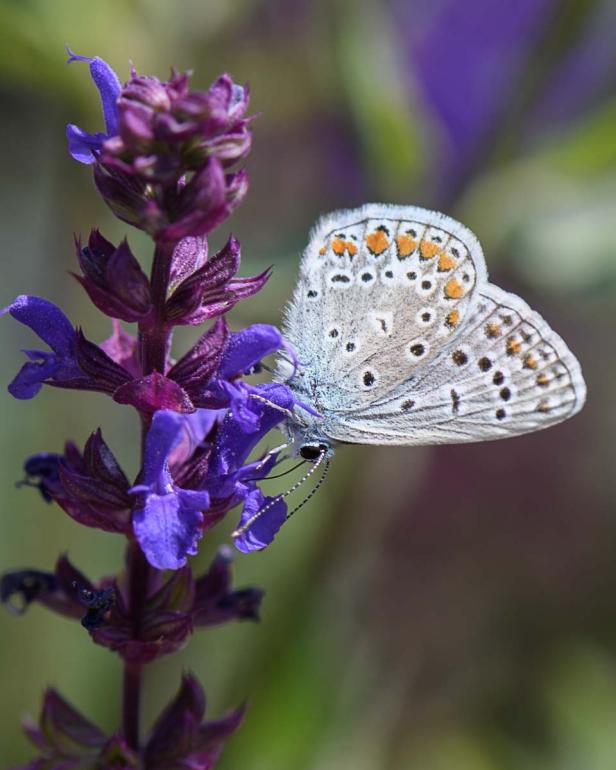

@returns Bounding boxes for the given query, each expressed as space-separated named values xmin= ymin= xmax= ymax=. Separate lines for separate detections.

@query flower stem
xmin=122 ymin=238 xmax=176 ymax=749
xmin=140 ymin=240 xmax=174 ymax=376
xmin=122 ymin=660 xmax=143 ymax=750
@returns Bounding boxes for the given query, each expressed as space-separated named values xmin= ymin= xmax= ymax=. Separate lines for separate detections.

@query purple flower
xmin=204 ymin=382 xmax=294 ymax=552
xmin=209 ymin=324 xmax=296 ymax=431
xmin=1 ymin=295 xmax=83 ymax=398
xmin=2 ymin=295 xmax=142 ymax=401
xmin=233 ymin=487 xmax=287 ymax=554
xmin=176 ymin=321 xmax=294 ymax=431
xmin=134 ymin=380 xmax=294 ymax=569
xmin=67 ymin=52 xmax=253 ymax=240
xmin=65 ymin=49 xmax=122 ymax=164
xmin=73 ymin=229 xmax=151 ymax=322
xmin=131 ymin=410 xmax=214 ymax=570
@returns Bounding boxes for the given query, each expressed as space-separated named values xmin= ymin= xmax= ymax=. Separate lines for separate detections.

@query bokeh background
xmin=1 ymin=0 xmax=615 ymax=767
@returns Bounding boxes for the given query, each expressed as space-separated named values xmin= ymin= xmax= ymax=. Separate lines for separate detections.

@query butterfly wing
xmin=281 ymin=204 xmax=489 ymax=409
xmin=323 ymin=284 xmax=586 ymax=445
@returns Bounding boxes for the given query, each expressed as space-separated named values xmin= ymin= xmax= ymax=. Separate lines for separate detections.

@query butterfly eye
xmin=299 ymin=443 xmax=328 ymax=461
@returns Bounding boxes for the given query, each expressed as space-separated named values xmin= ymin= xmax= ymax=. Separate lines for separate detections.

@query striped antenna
xmin=285 ymin=456 xmax=330 ymax=521
xmin=248 ymin=392 xmax=295 ymax=419
xmin=231 ymin=449 xmax=327 ymax=539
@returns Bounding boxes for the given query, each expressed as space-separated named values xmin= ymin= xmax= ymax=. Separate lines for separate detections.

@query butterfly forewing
xmin=324 ymin=284 xmax=586 ymax=445
xmin=282 ymin=204 xmax=488 ymax=410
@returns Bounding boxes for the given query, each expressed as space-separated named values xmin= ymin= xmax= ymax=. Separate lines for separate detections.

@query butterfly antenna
xmin=285 ymin=455 xmax=330 ymax=521
xmin=254 ymin=442 xmax=290 ymax=472
xmin=231 ymin=451 xmax=327 ymax=539
xmin=257 ymin=459 xmax=307 ymax=481
xmin=248 ymin=392 xmax=294 ymax=419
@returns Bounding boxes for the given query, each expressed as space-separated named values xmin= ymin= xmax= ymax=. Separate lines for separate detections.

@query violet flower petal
xmin=66 ymin=125 xmax=109 ymax=164
xmin=218 ymin=324 xmax=285 ymax=379
xmin=233 ymin=488 xmax=287 ymax=553
xmin=141 ymin=410 xmax=186 ymax=488
xmin=66 ymin=48 xmax=122 ymax=135
xmin=210 ymin=382 xmax=294 ymax=477
xmin=133 ymin=491 xmax=206 ymax=570
xmin=2 ymin=295 xmax=81 ymax=399
xmin=133 ymin=410 xmax=214 ymax=569
xmin=3 ymin=295 xmax=74 ymax=355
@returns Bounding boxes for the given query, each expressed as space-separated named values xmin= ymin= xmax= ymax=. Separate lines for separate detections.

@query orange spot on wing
xmin=445 ymin=309 xmax=460 ymax=328
xmin=346 ymin=241 xmax=358 ymax=256
xmin=506 ymin=338 xmax=521 ymax=356
xmin=319 ymin=245 xmax=327 ymax=255
xmin=486 ymin=322 xmax=501 ymax=338
xmin=395 ymin=234 xmax=417 ymax=257
xmin=437 ymin=252 xmax=456 ymax=271
xmin=419 ymin=240 xmax=440 ymax=259
xmin=523 ymin=353 xmax=538 ymax=370
xmin=536 ymin=373 xmax=550 ymax=387
xmin=331 ymin=238 xmax=346 ymax=255
xmin=366 ymin=230 xmax=389 ymax=255
xmin=444 ymin=278 xmax=464 ymax=299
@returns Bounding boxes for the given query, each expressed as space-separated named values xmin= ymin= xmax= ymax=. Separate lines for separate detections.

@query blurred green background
xmin=1 ymin=0 xmax=615 ymax=767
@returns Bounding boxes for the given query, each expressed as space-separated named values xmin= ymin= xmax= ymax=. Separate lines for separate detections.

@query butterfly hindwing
xmin=324 ymin=284 xmax=586 ymax=445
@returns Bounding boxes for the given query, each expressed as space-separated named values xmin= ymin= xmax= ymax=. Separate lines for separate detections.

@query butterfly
xmin=276 ymin=203 xmax=586 ymax=460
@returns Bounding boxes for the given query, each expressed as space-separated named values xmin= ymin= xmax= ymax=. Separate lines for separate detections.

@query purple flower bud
xmin=113 ymin=371 xmax=195 ymax=414
xmin=74 ymin=231 xmax=152 ymax=322
xmin=193 ymin=546 xmax=263 ymax=625
xmin=169 ymin=235 xmax=209 ymax=290
xmin=18 ymin=686 xmax=139 ymax=768
xmin=144 ymin=672 xmax=245 ymax=768
xmin=144 ymin=673 xmax=205 ymax=763
xmin=73 ymin=330 xmax=133 ymax=394
xmin=38 ymin=688 xmax=108 ymax=754
xmin=159 ymin=156 xmax=230 ymax=242
xmin=167 ymin=318 xmax=228 ymax=398
xmin=93 ymin=162 xmax=154 ymax=231
xmin=166 ymin=235 xmax=269 ymax=325
xmin=56 ymin=429 xmax=133 ymax=533
xmin=90 ymin=565 xmax=195 ymax=663
xmin=19 ymin=432 xmax=133 ymax=535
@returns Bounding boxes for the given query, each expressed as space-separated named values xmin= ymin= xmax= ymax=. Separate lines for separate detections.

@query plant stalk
xmin=122 ymin=237 xmax=176 ymax=750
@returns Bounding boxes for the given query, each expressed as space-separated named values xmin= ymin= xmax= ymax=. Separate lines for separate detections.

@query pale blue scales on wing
xmin=276 ymin=204 xmax=586 ymax=457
